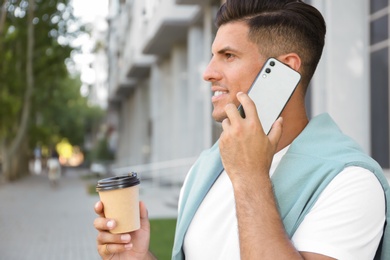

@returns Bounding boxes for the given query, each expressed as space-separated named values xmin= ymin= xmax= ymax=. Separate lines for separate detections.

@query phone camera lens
xmin=265 ymin=68 xmax=271 ymax=73
xmin=270 ymin=61 xmax=275 ymax=66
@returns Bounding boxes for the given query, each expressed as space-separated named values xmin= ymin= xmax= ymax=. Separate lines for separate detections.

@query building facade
xmin=106 ymin=0 xmax=390 ymax=183
xmin=370 ymin=0 xmax=390 ymax=168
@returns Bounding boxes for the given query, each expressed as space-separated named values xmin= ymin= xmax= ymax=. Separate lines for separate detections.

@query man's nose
xmin=203 ymin=59 xmax=222 ymax=82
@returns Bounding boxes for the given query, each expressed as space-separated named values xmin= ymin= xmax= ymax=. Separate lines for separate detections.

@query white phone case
xmin=238 ymin=58 xmax=301 ymax=134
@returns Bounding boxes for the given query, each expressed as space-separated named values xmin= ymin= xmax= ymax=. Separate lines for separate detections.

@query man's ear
xmin=277 ymin=53 xmax=301 ymax=71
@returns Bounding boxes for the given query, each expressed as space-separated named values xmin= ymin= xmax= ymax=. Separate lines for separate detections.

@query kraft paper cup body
xmin=96 ymin=173 xmax=140 ymax=234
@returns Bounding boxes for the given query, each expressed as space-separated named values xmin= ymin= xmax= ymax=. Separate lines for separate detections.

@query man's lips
xmin=211 ymin=89 xmax=228 ymax=103
xmin=213 ymin=90 xmax=227 ymax=97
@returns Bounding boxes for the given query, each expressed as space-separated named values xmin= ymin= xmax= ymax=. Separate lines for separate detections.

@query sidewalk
xmin=0 ymin=168 xmax=179 ymax=260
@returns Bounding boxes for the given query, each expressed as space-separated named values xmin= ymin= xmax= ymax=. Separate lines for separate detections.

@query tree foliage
xmin=0 ymin=0 xmax=104 ymax=181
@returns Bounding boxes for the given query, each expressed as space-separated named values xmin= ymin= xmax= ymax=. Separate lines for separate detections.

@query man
xmin=94 ymin=0 xmax=390 ymax=259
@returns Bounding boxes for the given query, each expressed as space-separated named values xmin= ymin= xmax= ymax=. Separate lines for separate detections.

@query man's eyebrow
xmin=215 ymin=46 xmax=242 ymax=55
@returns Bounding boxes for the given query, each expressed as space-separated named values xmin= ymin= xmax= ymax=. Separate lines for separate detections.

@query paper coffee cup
xmin=96 ymin=173 xmax=140 ymax=234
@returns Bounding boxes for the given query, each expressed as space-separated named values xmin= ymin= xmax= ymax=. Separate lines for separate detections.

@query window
xmin=371 ymin=48 xmax=390 ymax=168
xmin=370 ymin=15 xmax=388 ymax=45
xmin=371 ymin=0 xmax=388 ymax=13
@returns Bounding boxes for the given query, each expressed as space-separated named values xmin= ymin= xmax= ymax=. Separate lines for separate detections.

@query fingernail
xmin=121 ymin=234 xmax=130 ymax=242
xmin=107 ymin=220 xmax=115 ymax=229
xmin=94 ymin=202 xmax=99 ymax=209
xmin=125 ymin=243 xmax=133 ymax=250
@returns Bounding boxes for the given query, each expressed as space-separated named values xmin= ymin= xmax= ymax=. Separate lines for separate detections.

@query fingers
xmin=96 ymin=227 xmax=133 ymax=256
xmin=94 ymin=216 xmax=116 ymax=232
xmin=94 ymin=201 xmax=105 ymax=217
xmin=95 ymin=223 xmax=135 ymax=258
xmin=223 ymin=102 xmax=239 ymax=127
xmin=221 ymin=117 xmax=231 ymax=132
xmin=222 ymin=92 xmax=261 ymax=128
xmin=97 ymin=230 xmax=132 ymax=246
xmin=222 ymin=93 xmax=246 ymax=131
xmin=236 ymin=92 xmax=260 ymax=122
xmin=94 ymin=200 xmax=114 ymax=233
xmin=99 ymin=242 xmax=133 ymax=256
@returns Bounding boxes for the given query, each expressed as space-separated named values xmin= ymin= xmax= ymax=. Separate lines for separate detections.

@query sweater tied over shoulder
xmin=172 ymin=113 xmax=390 ymax=260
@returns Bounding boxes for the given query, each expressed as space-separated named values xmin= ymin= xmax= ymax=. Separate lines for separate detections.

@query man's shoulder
xmin=289 ymin=113 xmax=378 ymax=167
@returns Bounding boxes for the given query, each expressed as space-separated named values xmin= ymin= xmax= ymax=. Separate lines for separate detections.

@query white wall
xmin=311 ymin=0 xmax=370 ymax=153
xmin=116 ymin=81 xmax=150 ymax=167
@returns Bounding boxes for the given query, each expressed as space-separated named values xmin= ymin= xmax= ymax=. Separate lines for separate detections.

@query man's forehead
xmin=212 ymin=22 xmax=253 ymax=53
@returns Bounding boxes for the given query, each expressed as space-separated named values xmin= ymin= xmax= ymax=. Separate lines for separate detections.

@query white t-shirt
xmin=181 ymin=147 xmax=385 ymax=260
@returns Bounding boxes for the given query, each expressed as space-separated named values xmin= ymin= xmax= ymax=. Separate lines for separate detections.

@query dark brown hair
xmin=216 ymin=0 xmax=326 ymax=89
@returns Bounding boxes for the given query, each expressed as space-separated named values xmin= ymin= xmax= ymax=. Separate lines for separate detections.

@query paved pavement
xmin=0 ymin=168 xmax=180 ymax=260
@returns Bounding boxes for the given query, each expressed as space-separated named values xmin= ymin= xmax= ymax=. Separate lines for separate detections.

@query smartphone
xmin=238 ymin=57 xmax=301 ymax=134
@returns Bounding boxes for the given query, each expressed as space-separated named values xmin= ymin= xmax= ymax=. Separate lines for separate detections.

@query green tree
xmin=0 ymin=0 xmax=101 ymax=182
xmin=29 ymin=74 xmax=105 ymax=151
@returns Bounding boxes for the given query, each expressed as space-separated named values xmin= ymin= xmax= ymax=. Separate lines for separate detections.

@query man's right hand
xmin=94 ymin=200 xmax=155 ymax=260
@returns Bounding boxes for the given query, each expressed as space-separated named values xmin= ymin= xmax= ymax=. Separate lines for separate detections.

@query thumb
xmin=139 ymin=201 xmax=150 ymax=230
xmin=268 ymin=117 xmax=283 ymax=149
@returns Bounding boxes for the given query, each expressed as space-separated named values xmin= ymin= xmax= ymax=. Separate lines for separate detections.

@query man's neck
xmin=276 ymin=109 xmax=308 ymax=153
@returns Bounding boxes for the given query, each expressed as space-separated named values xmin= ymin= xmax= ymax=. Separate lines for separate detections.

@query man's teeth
xmin=214 ymin=91 xmax=226 ymax=97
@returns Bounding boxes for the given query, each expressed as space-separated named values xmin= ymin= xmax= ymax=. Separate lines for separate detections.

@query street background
xmin=0 ymin=168 xmax=179 ymax=260
xmin=1 ymin=0 xmax=390 ymax=259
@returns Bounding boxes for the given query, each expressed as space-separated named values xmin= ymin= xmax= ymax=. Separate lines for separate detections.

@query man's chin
xmin=212 ymin=112 xmax=227 ymax=123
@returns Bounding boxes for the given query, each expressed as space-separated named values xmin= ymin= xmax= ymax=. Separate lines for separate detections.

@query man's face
xmin=203 ymin=21 xmax=265 ymax=122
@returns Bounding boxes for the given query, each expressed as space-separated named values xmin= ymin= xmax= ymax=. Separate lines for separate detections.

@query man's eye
xmin=226 ymin=53 xmax=234 ymax=59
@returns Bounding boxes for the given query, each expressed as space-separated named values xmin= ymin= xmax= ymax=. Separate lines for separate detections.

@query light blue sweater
xmin=172 ymin=113 xmax=390 ymax=259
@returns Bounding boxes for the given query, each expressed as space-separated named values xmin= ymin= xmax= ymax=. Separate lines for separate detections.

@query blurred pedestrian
xmin=33 ymin=146 xmax=42 ymax=175
xmin=47 ymin=150 xmax=61 ymax=187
